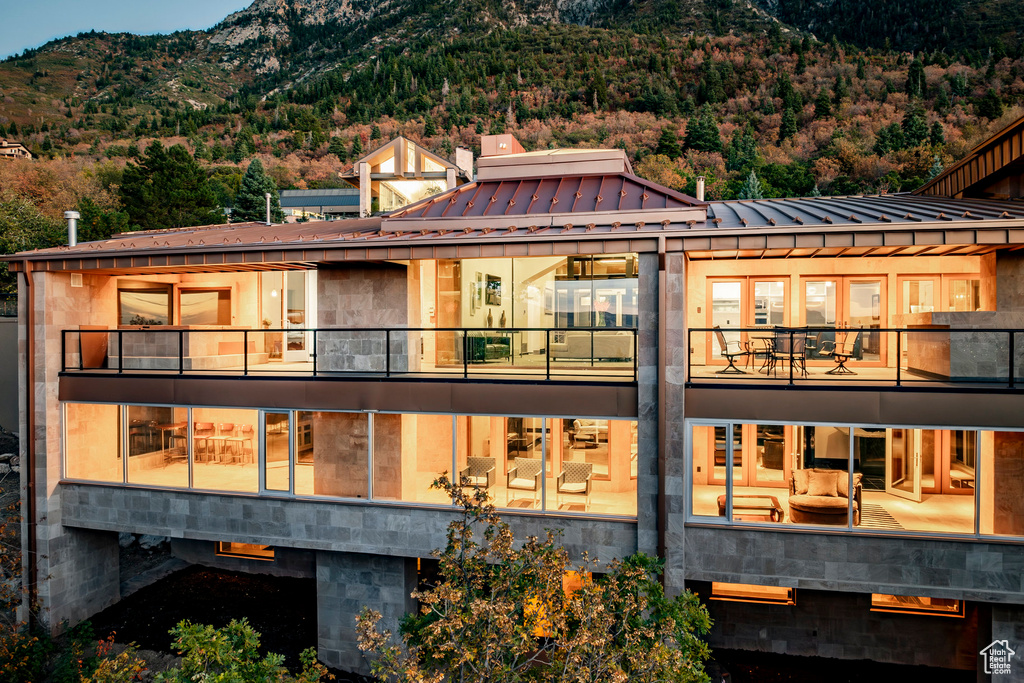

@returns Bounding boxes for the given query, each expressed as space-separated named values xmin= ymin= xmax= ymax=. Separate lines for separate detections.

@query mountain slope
xmin=755 ymin=0 xmax=1024 ymax=52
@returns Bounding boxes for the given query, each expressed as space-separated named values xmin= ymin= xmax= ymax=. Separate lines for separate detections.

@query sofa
xmin=788 ymin=468 xmax=862 ymax=526
xmin=464 ymin=332 xmax=511 ymax=362
xmin=549 ymin=331 xmax=633 ymax=361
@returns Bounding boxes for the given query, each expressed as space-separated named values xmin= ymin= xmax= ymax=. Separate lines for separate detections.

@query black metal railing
xmin=688 ymin=326 xmax=1023 ymax=389
xmin=61 ymin=326 xmax=639 ymax=382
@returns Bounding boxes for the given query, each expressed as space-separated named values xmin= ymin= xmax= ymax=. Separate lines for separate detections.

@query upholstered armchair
xmin=506 ymin=457 xmax=543 ymax=507
xmin=557 ymin=461 xmax=593 ymax=511
xmin=459 ymin=456 xmax=496 ymax=490
xmin=788 ymin=468 xmax=862 ymax=526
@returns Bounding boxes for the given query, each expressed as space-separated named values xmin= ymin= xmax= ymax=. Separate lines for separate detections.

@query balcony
xmin=688 ymin=326 xmax=1024 ymax=389
xmin=61 ymin=326 xmax=638 ymax=383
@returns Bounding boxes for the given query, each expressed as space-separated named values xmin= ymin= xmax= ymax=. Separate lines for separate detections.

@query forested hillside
xmin=0 ymin=0 xmax=1022 ymax=288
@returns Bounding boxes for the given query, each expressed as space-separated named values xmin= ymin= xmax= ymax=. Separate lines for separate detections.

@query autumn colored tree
xmin=357 ymin=476 xmax=712 ymax=683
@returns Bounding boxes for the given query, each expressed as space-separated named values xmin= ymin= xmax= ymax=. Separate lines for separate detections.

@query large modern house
xmin=8 ymin=120 xmax=1024 ymax=678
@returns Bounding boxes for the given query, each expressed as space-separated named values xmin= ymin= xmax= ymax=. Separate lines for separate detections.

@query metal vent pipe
xmin=64 ymin=210 xmax=80 ymax=247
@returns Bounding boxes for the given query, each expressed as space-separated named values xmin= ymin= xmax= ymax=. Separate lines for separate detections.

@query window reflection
xmin=127 ymin=405 xmax=188 ymax=488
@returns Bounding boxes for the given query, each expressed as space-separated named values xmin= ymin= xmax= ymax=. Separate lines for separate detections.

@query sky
xmin=0 ymin=0 xmax=253 ymax=60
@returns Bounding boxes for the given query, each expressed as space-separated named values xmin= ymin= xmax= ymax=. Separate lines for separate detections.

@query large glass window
xmin=127 ymin=405 xmax=188 ymax=488
xmin=65 ymin=403 xmax=123 ymax=482
xmin=298 ymin=411 xmax=369 ymax=498
xmin=118 ymin=284 xmax=171 ymax=326
xmin=689 ymin=420 xmax=1014 ymax=537
xmin=63 ymin=403 xmax=638 ymax=519
xmin=180 ymin=289 xmax=231 ymax=325
xmin=191 ymin=408 xmax=258 ymax=493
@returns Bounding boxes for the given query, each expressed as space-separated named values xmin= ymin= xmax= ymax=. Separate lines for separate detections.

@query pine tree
xmin=683 ymin=105 xmax=722 ymax=153
xmin=934 ymin=86 xmax=951 ymax=112
xmin=370 ymin=124 xmax=382 ymax=141
xmin=726 ymin=126 xmax=759 ymax=173
xmin=930 ymin=121 xmax=945 ymax=147
xmin=328 ymin=136 xmax=347 ymax=159
xmin=234 ymin=159 xmax=285 ymax=224
xmin=976 ymin=88 xmax=1004 ymax=119
xmin=738 ymin=171 xmax=764 ymax=200
xmin=832 ymin=76 xmax=849 ymax=106
xmin=810 ymin=184 xmax=822 ymax=197
xmin=901 ymin=109 xmax=929 ymax=147
xmin=655 ymin=127 xmax=683 ymax=160
xmin=778 ymin=108 xmax=798 ymax=144
xmin=350 ymin=136 xmax=363 ymax=158
xmin=424 ymin=115 xmax=437 ymax=137
xmin=928 ymin=155 xmax=944 ymax=179
xmin=814 ymin=90 xmax=832 ymax=119
xmin=906 ymin=59 xmax=926 ymax=97
xmin=119 ymin=141 xmax=222 ymax=230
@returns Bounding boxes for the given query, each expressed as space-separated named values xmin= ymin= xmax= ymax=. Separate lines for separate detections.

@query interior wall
xmin=312 ymin=412 xmax=369 ymax=498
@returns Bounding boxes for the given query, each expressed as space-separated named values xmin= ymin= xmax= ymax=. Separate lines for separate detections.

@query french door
xmin=885 ymin=428 xmax=925 ymax=502
xmin=706 ymin=423 xmax=791 ymax=488
xmin=707 ymin=279 xmax=789 ymax=362
xmin=802 ymin=277 xmax=886 ymax=366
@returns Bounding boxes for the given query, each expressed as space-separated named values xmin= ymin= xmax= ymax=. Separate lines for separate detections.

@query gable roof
xmin=915 ymin=114 xmax=1024 ymax=198
xmin=342 ymin=136 xmax=465 ymax=180
xmin=382 ymin=173 xmax=706 ymax=231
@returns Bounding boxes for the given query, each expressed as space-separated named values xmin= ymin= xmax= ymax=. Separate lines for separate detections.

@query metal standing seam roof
xmin=706 ymin=194 xmax=1024 ymax=230
xmin=7 ymin=194 xmax=1024 ymax=264
xmin=386 ymin=173 xmax=702 ymax=220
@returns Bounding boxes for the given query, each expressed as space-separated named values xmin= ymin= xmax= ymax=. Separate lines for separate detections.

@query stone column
xmin=637 ymin=252 xmax=659 ymax=556
xmin=316 ymin=551 xmax=416 ymax=674
xmin=662 ymin=252 xmax=687 ymax=595
xmin=989 ymin=605 xmax=1024 ymax=682
xmin=359 ymin=162 xmax=371 ymax=217
xmin=24 ymin=271 xmax=121 ymax=631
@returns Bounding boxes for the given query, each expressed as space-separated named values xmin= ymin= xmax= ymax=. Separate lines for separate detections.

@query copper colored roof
xmin=387 ymin=174 xmax=701 ymax=219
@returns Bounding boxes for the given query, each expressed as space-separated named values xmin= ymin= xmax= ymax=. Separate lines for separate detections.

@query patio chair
xmin=769 ymin=330 xmax=808 ymax=378
xmin=713 ymin=326 xmax=750 ymax=374
xmin=459 ymin=456 xmax=496 ymax=490
xmin=506 ymin=457 xmax=543 ymax=507
xmin=192 ymin=422 xmax=216 ymax=462
xmin=821 ymin=330 xmax=860 ymax=375
xmin=557 ymin=461 xmax=593 ymax=511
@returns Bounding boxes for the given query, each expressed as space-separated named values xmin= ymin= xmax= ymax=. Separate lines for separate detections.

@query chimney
xmin=455 ymin=146 xmax=474 ymax=180
xmin=64 ymin=210 xmax=80 ymax=247
xmin=265 ymin=193 xmax=272 ymax=226
xmin=480 ymin=134 xmax=525 ymax=158
xmin=696 ymin=177 xmax=706 ymax=202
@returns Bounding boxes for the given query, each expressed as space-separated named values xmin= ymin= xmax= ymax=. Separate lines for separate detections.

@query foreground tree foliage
xmin=357 ymin=476 xmax=712 ymax=683
xmin=153 ymin=619 xmax=332 ymax=683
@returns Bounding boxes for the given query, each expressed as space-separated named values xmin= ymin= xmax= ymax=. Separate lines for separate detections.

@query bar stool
xmin=226 ymin=424 xmax=255 ymax=464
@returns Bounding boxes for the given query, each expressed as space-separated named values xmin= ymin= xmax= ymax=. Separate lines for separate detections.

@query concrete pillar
xmin=359 ymin=162 xmax=371 ymax=217
xmin=316 ymin=551 xmax=416 ymax=674
xmin=446 ymin=167 xmax=456 ymax=191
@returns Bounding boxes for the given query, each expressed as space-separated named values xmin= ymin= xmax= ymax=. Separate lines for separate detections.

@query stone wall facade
xmin=690 ymin=582 xmax=980 ymax=670
xmin=316 ymin=551 xmax=416 ymax=673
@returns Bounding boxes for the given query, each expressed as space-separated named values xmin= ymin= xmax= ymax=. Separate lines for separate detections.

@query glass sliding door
xmin=710 ymin=281 xmax=743 ymax=359
xmin=846 ymin=279 xmax=883 ymax=363
xmin=284 ymin=271 xmax=316 ymax=362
